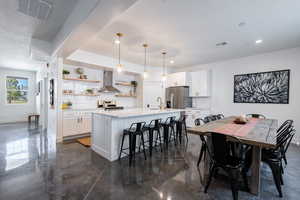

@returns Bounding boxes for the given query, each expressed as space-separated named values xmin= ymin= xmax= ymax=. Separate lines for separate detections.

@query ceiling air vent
xmin=216 ymin=42 xmax=228 ymax=46
xmin=18 ymin=0 xmax=53 ymax=21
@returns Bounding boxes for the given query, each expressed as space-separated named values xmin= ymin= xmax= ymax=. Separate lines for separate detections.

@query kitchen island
xmin=92 ymin=108 xmax=182 ymax=161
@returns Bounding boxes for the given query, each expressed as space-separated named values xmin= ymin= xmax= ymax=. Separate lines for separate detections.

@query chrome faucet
xmin=157 ymin=97 xmax=164 ymax=110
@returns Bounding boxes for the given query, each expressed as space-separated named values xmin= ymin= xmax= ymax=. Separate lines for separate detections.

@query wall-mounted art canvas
xmin=234 ymin=70 xmax=290 ymax=104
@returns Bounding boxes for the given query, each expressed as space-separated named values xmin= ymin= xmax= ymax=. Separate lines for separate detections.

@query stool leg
xmin=177 ymin=122 xmax=182 ymax=144
xmin=184 ymin=122 xmax=188 ymax=142
xmin=149 ymin=129 xmax=153 ymax=157
xmin=119 ymin=133 xmax=126 ymax=160
xmin=140 ymin=133 xmax=147 ymax=160
xmin=171 ymin=125 xmax=177 ymax=145
xmin=157 ymin=129 xmax=163 ymax=152
xmin=163 ymin=126 xmax=169 ymax=149
xmin=129 ymin=133 xmax=133 ymax=166
xmin=132 ymin=134 xmax=137 ymax=160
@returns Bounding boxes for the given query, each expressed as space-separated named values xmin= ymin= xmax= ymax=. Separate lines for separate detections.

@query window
xmin=6 ymin=76 xmax=29 ymax=104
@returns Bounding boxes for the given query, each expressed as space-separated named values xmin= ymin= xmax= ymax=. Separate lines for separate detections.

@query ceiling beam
xmin=52 ymin=0 xmax=139 ymax=58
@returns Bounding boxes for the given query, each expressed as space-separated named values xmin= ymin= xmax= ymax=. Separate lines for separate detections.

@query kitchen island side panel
xmin=92 ymin=111 xmax=181 ymax=162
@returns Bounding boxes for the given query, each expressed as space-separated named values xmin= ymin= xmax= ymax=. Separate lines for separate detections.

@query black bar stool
xmin=175 ymin=115 xmax=188 ymax=144
xmin=119 ymin=122 xmax=146 ymax=166
xmin=160 ymin=116 xmax=176 ymax=149
xmin=143 ymin=119 xmax=163 ymax=156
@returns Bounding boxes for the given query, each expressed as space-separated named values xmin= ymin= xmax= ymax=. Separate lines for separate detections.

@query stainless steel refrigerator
xmin=165 ymin=86 xmax=192 ymax=109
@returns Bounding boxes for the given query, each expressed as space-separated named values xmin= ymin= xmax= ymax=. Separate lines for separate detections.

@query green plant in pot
xmin=66 ymin=101 xmax=72 ymax=108
xmin=86 ymin=89 xmax=93 ymax=94
xmin=62 ymin=69 xmax=70 ymax=78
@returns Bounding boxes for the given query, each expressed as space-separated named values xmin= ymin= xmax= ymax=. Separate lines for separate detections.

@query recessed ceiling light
xmin=170 ymin=60 xmax=174 ymax=64
xmin=255 ymin=39 xmax=263 ymax=44
xmin=216 ymin=42 xmax=228 ymax=46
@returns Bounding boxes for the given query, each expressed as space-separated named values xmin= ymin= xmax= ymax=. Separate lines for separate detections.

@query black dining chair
xmin=262 ymin=128 xmax=295 ymax=197
xmin=203 ymin=133 xmax=249 ymax=200
xmin=244 ymin=120 xmax=294 ymax=175
xmin=246 ymin=114 xmax=266 ymax=119
xmin=216 ymin=114 xmax=225 ymax=120
xmin=203 ymin=115 xmax=214 ymax=123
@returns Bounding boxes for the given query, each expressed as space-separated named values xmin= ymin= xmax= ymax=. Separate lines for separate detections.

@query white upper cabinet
xmin=166 ymin=72 xmax=187 ymax=87
xmin=166 ymin=70 xmax=211 ymax=97
xmin=188 ymin=70 xmax=211 ymax=97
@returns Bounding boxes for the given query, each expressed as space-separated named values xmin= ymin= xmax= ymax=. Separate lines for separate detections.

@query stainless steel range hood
xmin=99 ymin=71 xmax=120 ymax=93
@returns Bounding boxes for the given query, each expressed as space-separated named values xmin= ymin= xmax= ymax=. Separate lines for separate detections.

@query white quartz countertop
xmin=93 ymin=108 xmax=183 ymax=118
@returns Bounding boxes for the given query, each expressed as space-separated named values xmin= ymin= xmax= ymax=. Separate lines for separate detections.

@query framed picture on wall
xmin=234 ymin=69 xmax=290 ymax=104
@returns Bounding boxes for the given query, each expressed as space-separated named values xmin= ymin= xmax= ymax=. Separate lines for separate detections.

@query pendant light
xmin=161 ymin=51 xmax=167 ymax=81
xmin=116 ymin=33 xmax=123 ymax=73
xmin=142 ymin=44 xmax=148 ymax=79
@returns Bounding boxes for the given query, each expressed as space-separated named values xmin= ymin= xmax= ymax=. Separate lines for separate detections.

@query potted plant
xmin=62 ymin=69 xmax=70 ymax=79
xmin=86 ymin=89 xmax=93 ymax=95
xmin=66 ymin=101 xmax=72 ymax=109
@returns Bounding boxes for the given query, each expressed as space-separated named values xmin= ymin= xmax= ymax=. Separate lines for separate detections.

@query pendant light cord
xmin=163 ymin=52 xmax=166 ymax=75
xmin=144 ymin=46 xmax=147 ymax=71
xmin=118 ymin=36 xmax=121 ymax=65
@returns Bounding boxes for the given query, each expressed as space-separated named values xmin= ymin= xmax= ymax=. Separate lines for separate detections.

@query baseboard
xmin=62 ymin=133 xmax=91 ymax=143
xmin=0 ymin=120 xmax=27 ymax=125
xmin=92 ymin=144 xmax=112 ymax=161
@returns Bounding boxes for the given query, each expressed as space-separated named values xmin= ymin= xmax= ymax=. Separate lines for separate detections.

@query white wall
xmin=0 ymin=67 xmax=36 ymax=123
xmin=174 ymin=47 xmax=300 ymax=144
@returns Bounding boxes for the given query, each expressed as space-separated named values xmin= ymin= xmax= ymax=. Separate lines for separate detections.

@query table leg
xmin=203 ymin=136 xmax=210 ymax=184
xmin=250 ymin=146 xmax=261 ymax=195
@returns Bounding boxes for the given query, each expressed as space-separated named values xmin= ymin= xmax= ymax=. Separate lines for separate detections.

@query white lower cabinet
xmin=63 ymin=112 xmax=91 ymax=137
xmin=63 ymin=118 xmax=79 ymax=137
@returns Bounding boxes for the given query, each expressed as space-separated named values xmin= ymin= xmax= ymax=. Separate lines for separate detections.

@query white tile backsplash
xmin=192 ymin=97 xmax=211 ymax=110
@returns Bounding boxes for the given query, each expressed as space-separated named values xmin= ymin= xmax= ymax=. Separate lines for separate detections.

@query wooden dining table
xmin=187 ymin=116 xmax=278 ymax=196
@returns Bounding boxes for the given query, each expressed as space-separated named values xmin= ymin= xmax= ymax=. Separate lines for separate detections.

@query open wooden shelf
xmin=115 ymin=82 xmax=134 ymax=86
xmin=115 ymin=94 xmax=137 ymax=98
xmin=63 ymin=77 xmax=101 ymax=83
xmin=63 ymin=93 xmax=100 ymax=97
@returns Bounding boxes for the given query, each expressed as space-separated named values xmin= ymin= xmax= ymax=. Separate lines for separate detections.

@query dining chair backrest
xmin=246 ymin=114 xmax=266 ymax=119
xmin=216 ymin=114 xmax=225 ymax=120
xmin=203 ymin=116 xmax=213 ymax=123
xmin=283 ymin=129 xmax=295 ymax=155
xmin=277 ymin=120 xmax=293 ymax=136
xmin=203 ymin=133 xmax=243 ymax=165
xmin=195 ymin=118 xmax=205 ymax=126
xmin=275 ymin=128 xmax=294 ymax=151
xmin=128 ymin=122 xmax=146 ymax=132
xmin=277 ymin=121 xmax=294 ymax=143
xmin=210 ymin=115 xmax=218 ymax=121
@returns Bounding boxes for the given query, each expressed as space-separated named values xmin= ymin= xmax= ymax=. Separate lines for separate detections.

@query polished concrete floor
xmin=0 ymin=122 xmax=299 ymax=200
